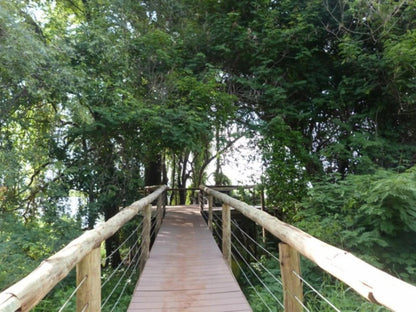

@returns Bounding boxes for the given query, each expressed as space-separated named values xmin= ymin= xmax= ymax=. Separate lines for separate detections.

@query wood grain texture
xmin=279 ymin=243 xmax=303 ymax=312
xmin=127 ymin=206 xmax=252 ymax=312
xmin=76 ymin=247 xmax=101 ymax=312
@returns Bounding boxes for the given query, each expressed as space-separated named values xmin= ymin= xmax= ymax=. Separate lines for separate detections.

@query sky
xmin=206 ymin=136 xmax=263 ymax=186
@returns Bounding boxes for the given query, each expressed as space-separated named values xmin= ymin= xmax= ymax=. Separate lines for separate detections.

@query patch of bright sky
xmin=206 ymin=135 xmax=264 ymax=186
xmin=26 ymin=1 xmax=50 ymax=26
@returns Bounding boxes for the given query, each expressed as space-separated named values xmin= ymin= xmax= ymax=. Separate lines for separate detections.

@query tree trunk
xmin=178 ymin=151 xmax=190 ymax=205
xmin=145 ymin=154 xmax=162 ymax=186
xmin=104 ymin=205 xmax=121 ymax=268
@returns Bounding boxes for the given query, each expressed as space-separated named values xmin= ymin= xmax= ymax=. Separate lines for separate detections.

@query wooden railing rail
xmin=200 ymin=185 xmax=416 ymax=312
xmin=0 ymin=185 xmax=167 ymax=312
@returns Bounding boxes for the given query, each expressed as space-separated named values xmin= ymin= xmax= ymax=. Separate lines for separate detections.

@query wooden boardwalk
xmin=128 ymin=206 xmax=252 ymax=312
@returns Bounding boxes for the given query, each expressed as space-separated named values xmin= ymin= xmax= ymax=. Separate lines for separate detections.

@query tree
xmin=196 ymin=0 xmax=416 ymax=211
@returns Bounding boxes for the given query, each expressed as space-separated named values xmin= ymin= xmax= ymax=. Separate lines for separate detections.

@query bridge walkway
xmin=127 ymin=205 xmax=252 ymax=312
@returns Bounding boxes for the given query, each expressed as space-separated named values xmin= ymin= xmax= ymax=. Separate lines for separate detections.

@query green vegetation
xmin=1 ymin=0 xmax=416 ymax=310
xmin=297 ymin=168 xmax=416 ymax=284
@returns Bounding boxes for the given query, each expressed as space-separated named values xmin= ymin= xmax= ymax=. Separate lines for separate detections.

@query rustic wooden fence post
xmin=140 ymin=204 xmax=152 ymax=272
xmin=156 ymin=195 xmax=163 ymax=232
xmin=222 ymin=203 xmax=231 ymax=267
xmin=76 ymin=247 xmax=101 ymax=312
xmin=279 ymin=242 xmax=303 ymax=312
xmin=200 ymin=190 xmax=204 ymax=212
xmin=260 ymin=188 xmax=266 ymax=243
xmin=163 ymin=190 xmax=167 ymax=218
xmin=208 ymin=195 xmax=213 ymax=232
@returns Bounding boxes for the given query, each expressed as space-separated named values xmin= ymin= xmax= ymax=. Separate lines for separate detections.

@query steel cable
xmin=102 ymin=213 xmax=159 ymax=309
xmin=292 ymin=270 xmax=341 ymax=312
xmin=214 ymin=209 xmax=340 ymax=312
xmin=57 ymin=275 xmax=88 ymax=312
xmin=101 ymin=241 xmax=143 ymax=309
xmin=230 ymin=223 xmax=283 ymax=286
xmin=109 ymin=248 xmax=142 ymax=312
xmin=231 ymin=218 xmax=280 ymax=263
xmin=104 ymin=219 xmax=143 ymax=263
xmin=211 ymin=211 xmax=284 ymax=309
xmin=231 ymin=240 xmax=285 ymax=309
xmin=231 ymin=253 xmax=275 ymax=312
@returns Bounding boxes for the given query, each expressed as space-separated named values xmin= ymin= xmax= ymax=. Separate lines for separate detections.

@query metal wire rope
xmin=212 ymin=211 xmax=223 ymax=225
xmin=57 ymin=275 xmax=88 ymax=312
xmin=102 ymin=252 xmax=131 ymax=288
xmin=104 ymin=219 xmax=143 ymax=262
xmin=230 ymin=217 xmax=312 ymax=312
xmin=213 ymin=211 xmax=280 ymax=263
xmin=212 ymin=211 xmax=310 ymax=311
xmin=229 ymin=224 xmax=283 ymax=286
xmin=211 ymin=213 xmax=223 ymax=239
xmin=292 ymin=270 xmax=341 ymax=312
xmin=212 ymin=212 xmax=292 ymax=311
xmin=229 ymin=213 xmax=336 ymax=312
xmin=231 ymin=230 xmax=313 ymax=312
xmin=102 ymin=215 xmax=159 ymax=309
xmin=231 ymin=253 xmax=275 ymax=312
xmin=215 ymin=211 xmax=312 ymax=311
xmin=213 ymin=212 xmax=283 ymax=288
xmin=230 ymin=240 xmax=285 ymax=309
xmin=231 ymin=218 xmax=280 ymax=263
xmin=102 ymin=213 xmax=158 ymax=289
xmin=101 ymin=241 xmax=143 ymax=309
xmin=109 ymin=248 xmax=142 ymax=312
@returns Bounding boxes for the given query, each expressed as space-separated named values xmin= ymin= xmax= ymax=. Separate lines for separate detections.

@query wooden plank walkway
xmin=128 ymin=205 xmax=252 ymax=312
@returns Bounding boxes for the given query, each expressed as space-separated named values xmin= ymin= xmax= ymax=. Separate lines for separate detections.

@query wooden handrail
xmin=200 ymin=185 xmax=416 ymax=312
xmin=0 ymin=185 xmax=167 ymax=312
xmin=147 ymin=185 xmax=256 ymax=192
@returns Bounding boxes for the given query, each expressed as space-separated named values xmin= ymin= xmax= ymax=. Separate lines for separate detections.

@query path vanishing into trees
xmin=127 ymin=205 xmax=251 ymax=311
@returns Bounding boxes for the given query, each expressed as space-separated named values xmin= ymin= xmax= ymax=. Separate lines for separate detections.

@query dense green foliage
xmin=297 ymin=168 xmax=416 ymax=283
xmin=1 ymin=0 xmax=416 ymax=310
xmin=200 ymin=0 xmax=416 ymax=203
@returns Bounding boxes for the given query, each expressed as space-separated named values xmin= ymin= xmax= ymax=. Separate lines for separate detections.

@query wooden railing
xmin=0 ymin=185 xmax=167 ymax=312
xmin=200 ymin=185 xmax=416 ymax=312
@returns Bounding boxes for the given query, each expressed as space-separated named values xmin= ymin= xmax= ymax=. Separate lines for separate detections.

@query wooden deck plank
xmin=127 ymin=206 xmax=252 ymax=312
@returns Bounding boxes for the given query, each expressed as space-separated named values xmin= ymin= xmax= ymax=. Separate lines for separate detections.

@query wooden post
xmin=260 ymin=189 xmax=266 ymax=243
xmin=76 ymin=247 xmax=101 ymax=312
xmin=279 ymin=243 xmax=303 ymax=312
xmin=208 ymin=195 xmax=213 ymax=232
xmin=140 ymin=204 xmax=151 ymax=272
xmin=200 ymin=190 xmax=204 ymax=212
xmin=222 ymin=203 xmax=231 ymax=267
xmin=163 ymin=190 xmax=167 ymax=218
xmin=156 ymin=195 xmax=163 ymax=232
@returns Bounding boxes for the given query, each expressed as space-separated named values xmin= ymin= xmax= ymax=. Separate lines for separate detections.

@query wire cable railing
xmin=210 ymin=202 xmax=342 ymax=312
xmin=0 ymin=186 xmax=167 ymax=312
xmin=231 ymin=240 xmax=285 ymax=309
xmin=201 ymin=185 xmax=416 ymax=312
xmin=230 ymin=219 xmax=283 ymax=287
xmin=231 ymin=218 xmax=280 ymax=264
xmin=103 ymin=219 xmax=144 ymax=264
xmin=102 ymin=208 xmax=162 ymax=311
xmin=292 ymin=270 xmax=341 ymax=312
xmin=57 ymin=211 xmax=153 ymax=312
xmin=101 ymin=240 xmax=142 ymax=309
xmin=231 ymin=252 xmax=275 ymax=312
xmin=212 ymin=212 xmax=285 ymax=310
xmin=230 ymin=218 xmax=334 ymax=311
xmin=57 ymin=275 xmax=88 ymax=312
xmin=109 ymin=248 xmax=142 ymax=312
